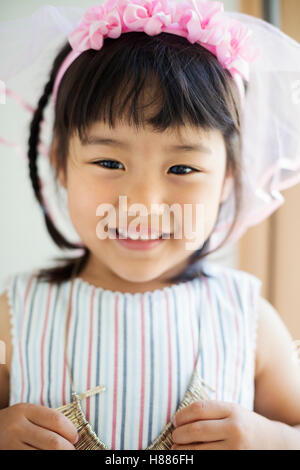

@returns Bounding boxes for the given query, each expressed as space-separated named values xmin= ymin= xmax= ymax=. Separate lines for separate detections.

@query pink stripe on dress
xmin=19 ymin=275 xmax=35 ymax=403
xmin=203 ymin=276 xmax=220 ymax=400
xmin=223 ymin=272 xmax=240 ymax=402
xmin=164 ymin=291 xmax=172 ymax=423
xmin=185 ymin=283 xmax=196 ymax=368
xmin=138 ymin=295 xmax=146 ymax=450
xmin=111 ymin=295 xmax=119 ymax=450
xmin=40 ymin=284 xmax=53 ymax=405
xmin=62 ymin=286 xmax=72 ymax=406
xmin=86 ymin=287 xmax=95 ymax=422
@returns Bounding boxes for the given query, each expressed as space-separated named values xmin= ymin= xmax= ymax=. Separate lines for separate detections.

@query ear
xmin=220 ymin=171 xmax=234 ymax=204
xmin=49 ymin=137 xmax=67 ymax=189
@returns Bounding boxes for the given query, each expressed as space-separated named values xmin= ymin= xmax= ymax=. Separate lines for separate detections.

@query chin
xmin=114 ymin=266 xmax=165 ymax=285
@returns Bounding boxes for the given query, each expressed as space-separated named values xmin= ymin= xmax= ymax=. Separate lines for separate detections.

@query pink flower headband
xmin=52 ymin=0 xmax=260 ymax=106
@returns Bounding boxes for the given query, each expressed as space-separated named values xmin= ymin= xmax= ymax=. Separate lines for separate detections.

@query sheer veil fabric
xmin=0 ymin=4 xmax=300 ymax=252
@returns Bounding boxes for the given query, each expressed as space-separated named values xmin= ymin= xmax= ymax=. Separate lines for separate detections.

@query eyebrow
xmin=81 ymin=135 xmax=213 ymax=155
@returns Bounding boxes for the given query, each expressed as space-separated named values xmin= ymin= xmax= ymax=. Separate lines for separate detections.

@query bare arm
xmin=254 ymin=296 xmax=300 ymax=448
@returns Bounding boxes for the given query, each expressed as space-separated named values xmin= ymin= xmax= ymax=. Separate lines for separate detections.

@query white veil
xmin=0 ymin=5 xmax=300 ymax=253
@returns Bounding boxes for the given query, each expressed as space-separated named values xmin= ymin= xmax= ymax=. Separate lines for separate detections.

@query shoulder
xmin=0 ymin=269 xmax=40 ymax=374
xmin=201 ymin=260 xmax=263 ymax=297
xmin=202 ymin=260 xmax=263 ymax=351
xmin=201 ymin=259 xmax=261 ymax=281
xmin=0 ymin=269 xmax=38 ymax=298
xmin=0 ymin=268 xmax=53 ymax=307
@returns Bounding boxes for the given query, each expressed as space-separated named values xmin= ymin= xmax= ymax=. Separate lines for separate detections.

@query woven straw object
xmin=56 ymin=365 xmax=214 ymax=450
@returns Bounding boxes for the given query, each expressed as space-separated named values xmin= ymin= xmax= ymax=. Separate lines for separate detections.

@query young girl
xmin=1 ymin=0 xmax=300 ymax=451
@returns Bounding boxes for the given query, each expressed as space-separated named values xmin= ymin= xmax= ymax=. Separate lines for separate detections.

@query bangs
xmin=30 ymin=30 xmax=244 ymax=284
xmin=55 ymin=31 xmax=240 ymax=145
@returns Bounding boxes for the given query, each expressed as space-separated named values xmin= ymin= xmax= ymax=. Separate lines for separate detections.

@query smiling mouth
xmin=114 ymin=228 xmax=172 ymax=240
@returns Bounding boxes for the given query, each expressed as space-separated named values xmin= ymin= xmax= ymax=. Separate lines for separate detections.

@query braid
xmin=28 ymin=75 xmax=53 ymax=207
xmin=27 ymin=44 xmax=79 ymax=251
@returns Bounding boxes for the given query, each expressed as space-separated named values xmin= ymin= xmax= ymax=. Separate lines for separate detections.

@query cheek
xmin=174 ymin=176 xmax=223 ymax=234
xmin=68 ymin=181 xmax=96 ymax=222
xmin=66 ymin=171 xmax=116 ymax=229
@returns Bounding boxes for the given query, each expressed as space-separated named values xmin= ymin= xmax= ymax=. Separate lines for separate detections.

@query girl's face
xmin=54 ymin=121 xmax=233 ymax=289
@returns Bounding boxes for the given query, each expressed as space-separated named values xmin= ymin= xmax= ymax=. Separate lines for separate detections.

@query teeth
xmin=117 ymin=229 xmax=129 ymax=238
xmin=128 ymin=233 xmax=140 ymax=240
xmin=150 ymin=233 xmax=161 ymax=240
xmin=117 ymin=229 xmax=162 ymax=240
xmin=144 ymin=234 xmax=161 ymax=240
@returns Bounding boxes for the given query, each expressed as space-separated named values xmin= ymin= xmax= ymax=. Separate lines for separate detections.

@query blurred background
xmin=0 ymin=0 xmax=300 ymax=338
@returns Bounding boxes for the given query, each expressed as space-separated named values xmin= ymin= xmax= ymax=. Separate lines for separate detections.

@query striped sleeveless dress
xmin=2 ymin=260 xmax=262 ymax=450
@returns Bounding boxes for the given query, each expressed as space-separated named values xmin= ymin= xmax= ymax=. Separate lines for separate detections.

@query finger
xmin=19 ymin=443 xmax=39 ymax=450
xmin=22 ymin=420 xmax=76 ymax=450
xmin=172 ymin=418 xmax=229 ymax=444
xmin=25 ymin=404 xmax=78 ymax=444
xmin=172 ymin=441 xmax=228 ymax=450
xmin=173 ymin=400 xmax=235 ymax=427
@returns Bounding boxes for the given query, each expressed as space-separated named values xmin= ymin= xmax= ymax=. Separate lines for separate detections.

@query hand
xmin=171 ymin=400 xmax=280 ymax=450
xmin=0 ymin=403 xmax=79 ymax=450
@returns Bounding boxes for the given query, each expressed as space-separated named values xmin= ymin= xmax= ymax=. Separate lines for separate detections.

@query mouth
xmin=109 ymin=227 xmax=171 ymax=251
xmin=114 ymin=227 xmax=171 ymax=240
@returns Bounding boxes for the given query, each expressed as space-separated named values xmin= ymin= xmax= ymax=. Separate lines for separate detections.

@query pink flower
xmin=175 ymin=0 xmax=226 ymax=44
xmin=217 ymin=19 xmax=260 ymax=67
xmin=69 ymin=3 xmax=122 ymax=52
xmin=122 ymin=0 xmax=175 ymax=35
xmin=66 ymin=0 xmax=260 ymax=83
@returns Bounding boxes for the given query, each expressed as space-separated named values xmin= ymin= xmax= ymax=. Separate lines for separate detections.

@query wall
xmin=269 ymin=0 xmax=300 ymax=338
xmin=238 ymin=0 xmax=300 ymax=339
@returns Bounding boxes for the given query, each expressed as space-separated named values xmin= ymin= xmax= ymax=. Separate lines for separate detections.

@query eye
xmin=168 ymin=165 xmax=200 ymax=175
xmin=92 ymin=159 xmax=125 ymax=170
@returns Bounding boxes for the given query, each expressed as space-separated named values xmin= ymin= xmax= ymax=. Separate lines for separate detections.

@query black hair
xmin=27 ymin=31 xmax=245 ymax=285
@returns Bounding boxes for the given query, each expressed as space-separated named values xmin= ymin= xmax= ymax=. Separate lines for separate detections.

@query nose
xmin=122 ymin=179 xmax=166 ymax=214
xmin=118 ymin=179 xmax=168 ymax=228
